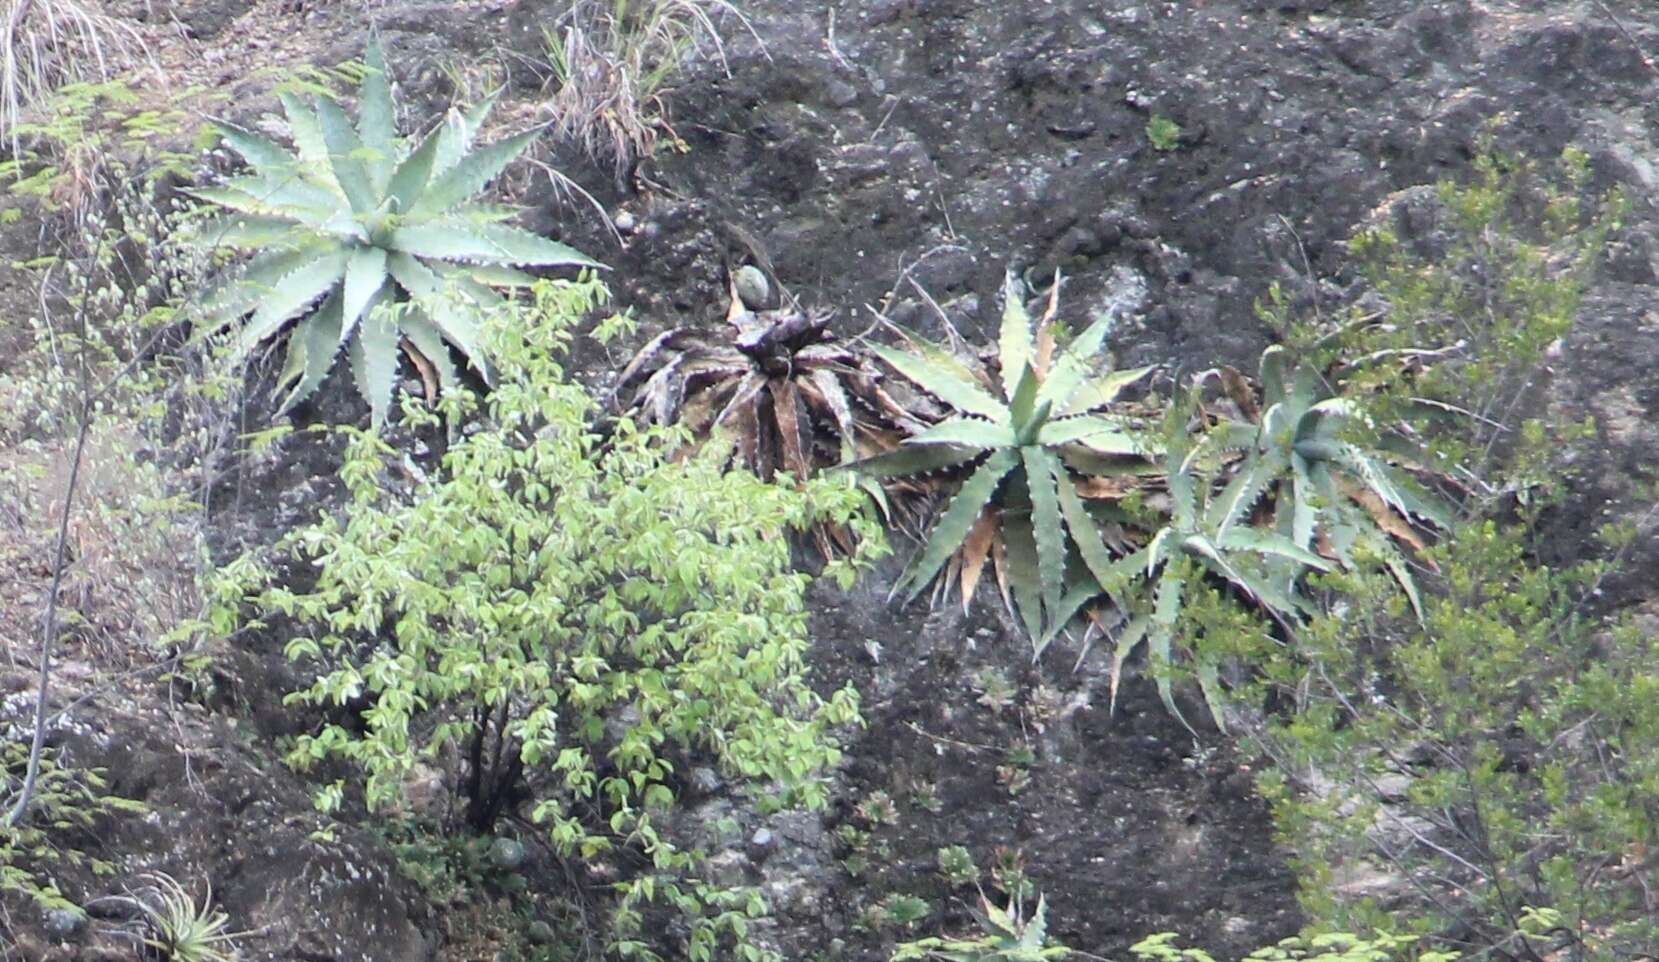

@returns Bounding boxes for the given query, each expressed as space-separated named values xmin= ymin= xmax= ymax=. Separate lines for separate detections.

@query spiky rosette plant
xmin=1201 ymin=345 xmax=1455 ymax=615
xmin=1092 ymin=398 xmax=1335 ymax=732
xmin=851 ymin=272 xmax=1157 ymax=646
xmin=190 ymin=39 xmax=600 ymax=426
xmin=614 ymin=271 xmax=932 ymax=484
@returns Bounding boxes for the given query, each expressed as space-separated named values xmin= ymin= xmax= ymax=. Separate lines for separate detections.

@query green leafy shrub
xmin=1 ymin=742 xmax=141 ymax=914
xmin=1251 ymin=148 xmax=1649 ymax=960
xmin=190 ymin=40 xmax=598 ymax=426
xmin=855 ymin=272 xmax=1156 ymax=645
xmin=1130 ymin=932 xmax=1456 ymax=962
xmin=213 ymin=276 xmax=883 ymax=960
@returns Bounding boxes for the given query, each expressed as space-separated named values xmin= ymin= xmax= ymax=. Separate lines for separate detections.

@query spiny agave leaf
xmin=349 ymin=299 xmax=402 ymax=428
xmin=1036 ymin=576 xmax=1106 ymax=660
xmin=386 ymin=122 xmax=442 ymax=214
xmin=771 ymin=380 xmax=812 ymax=479
xmin=389 ymin=222 xmax=601 ymax=268
xmin=908 ymin=417 xmax=1015 ymax=449
xmin=234 ymin=246 xmax=350 ymax=363
xmin=185 ymin=183 xmax=331 ymax=225
xmin=1008 ymin=363 xmax=1042 ymax=431
xmin=847 ymin=443 xmax=981 ymax=479
xmin=1288 ymin=457 xmax=1318 ymax=549
xmin=1289 ymin=356 xmax=1326 ymax=412
xmin=1297 ymin=397 xmax=1361 ymax=444
xmin=189 ymin=214 xmax=310 ymax=250
xmin=1149 ymin=567 xmax=1191 ymax=733
xmin=1259 ymin=345 xmax=1291 ymax=405
xmin=412 ymin=128 xmax=540 ymax=217
xmin=1364 ymin=527 xmax=1425 ymax=620
xmin=458 ymin=263 xmax=540 ymax=287
xmin=427 ymin=261 xmax=510 ymax=315
xmin=341 ymin=247 xmax=390 ymax=342
xmin=210 ymin=121 xmax=295 ymax=174
xmin=357 ymin=37 xmax=396 ymax=183
xmin=279 ymin=91 xmax=331 ymax=171
xmin=1039 ymin=312 xmax=1116 ymax=411
xmin=1109 ymin=612 xmax=1151 ymax=715
xmin=433 ymin=89 xmax=500 ymax=175
xmin=998 ymin=271 xmax=1034 ymax=400
xmin=898 ymin=449 xmax=1018 ymax=602
xmin=1025 ymin=895 xmax=1050 ymax=952
xmin=1057 ymin=478 xmax=1125 ymax=606
xmin=193 ymin=246 xmax=324 ymax=331
xmin=1057 ymin=366 xmax=1156 ymax=416
xmin=1023 ymin=447 xmax=1067 ymax=632
xmin=401 ymin=306 xmax=464 ymax=405
xmin=1339 ymin=444 xmax=1417 ymax=521
xmin=1037 ymin=415 xmax=1143 ymax=453
xmin=1206 ymin=452 xmax=1276 ymax=538
xmin=1000 ymin=509 xmax=1046 ymax=643
xmin=808 ymin=368 xmax=859 ymax=461
xmin=869 ymin=342 xmax=1007 ymax=422
xmin=1197 ymin=659 xmax=1228 ymax=734
xmin=1216 ymin=527 xmax=1332 ymax=571
xmin=277 ymin=290 xmax=346 ymax=414
xmin=445 ymin=202 xmax=529 ymax=225
xmin=315 ymin=95 xmax=379 ymax=216
xmin=386 ymin=252 xmax=490 ymax=379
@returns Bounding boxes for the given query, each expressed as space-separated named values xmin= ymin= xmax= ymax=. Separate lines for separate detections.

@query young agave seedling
xmin=190 ymin=39 xmax=600 ymax=427
xmin=852 ymin=272 xmax=1157 ymax=646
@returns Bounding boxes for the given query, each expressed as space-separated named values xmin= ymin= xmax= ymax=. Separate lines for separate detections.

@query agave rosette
xmin=852 ymin=272 xmax=1158 ymax=643
xmin=191 ymin=40 xmax=600 ymax=425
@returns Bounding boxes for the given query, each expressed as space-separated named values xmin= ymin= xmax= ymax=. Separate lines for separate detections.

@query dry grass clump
xmin=542 ymin=0 xmax=751 ymax=181
xmin=0 ymin=0 xmax=145 ymax=156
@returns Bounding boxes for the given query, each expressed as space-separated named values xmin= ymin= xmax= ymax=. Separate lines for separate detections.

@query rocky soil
xmin=4 ymin=0 xmax=1659 ymax=960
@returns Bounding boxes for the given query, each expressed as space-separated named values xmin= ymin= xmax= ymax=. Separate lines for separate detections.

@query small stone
xmin=614 ymin=211 xmax=637 ymax=233
xmin=527 ymin=920 xmax=557 ymax=945
xmin=43 ymin=908 xmax=86 ymax=940
xmin=747 ymin=827 xmax=776 ymax=861
xmin=689 ymin=766 xmax=723 ymax=795
xmin=488 ymin=837 xmax=526 ymax=870
xmin=733 ymin=265 xmax=774 ymax=311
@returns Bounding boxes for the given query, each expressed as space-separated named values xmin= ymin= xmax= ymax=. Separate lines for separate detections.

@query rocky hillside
xmin=2 ymin=0 xmax=1658 ymax=960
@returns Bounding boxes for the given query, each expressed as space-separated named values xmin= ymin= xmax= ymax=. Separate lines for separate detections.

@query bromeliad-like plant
xmin=615 ymin=272 xmax=915 ymax=483
xmin=190 ymin=39 xmax=599 ymax=426
xmin=1202 ymin=345 xmax=1454 ymax=615
xmin=852 ymin=273 xmax=1156 ymax=643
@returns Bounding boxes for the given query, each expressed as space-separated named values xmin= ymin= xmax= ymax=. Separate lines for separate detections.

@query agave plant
xmin=1201 ymin=345 xmax=1454 ymax=615
xmin=1092 ymin=398 xmax=1334 ymax=732
xmin=190 ymin=39 xmax=599 ymax=426
xmin=615 ymin=270 xmax=928 ymax=483
xmin=851 ymin=272 xmax=1157 ymax=644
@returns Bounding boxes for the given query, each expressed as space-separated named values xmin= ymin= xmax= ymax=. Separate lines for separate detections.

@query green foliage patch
xmin=211 ymin=276 xmax=883 ymax=961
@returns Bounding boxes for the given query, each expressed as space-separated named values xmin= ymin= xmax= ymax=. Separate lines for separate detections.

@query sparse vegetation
xmin=542 ymin=0 xmax=750 ymax=181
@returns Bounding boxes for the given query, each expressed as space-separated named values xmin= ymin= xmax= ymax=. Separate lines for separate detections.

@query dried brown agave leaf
xmin=770 ymin=380 xmax=812 ymax=480
xmin=401 ymin=339 xmax=440 ymax=403
xmin=1343 ymin=481 xmax=1437 ymax=567
xmin=958 ymin=507 xmax=998 ymax=614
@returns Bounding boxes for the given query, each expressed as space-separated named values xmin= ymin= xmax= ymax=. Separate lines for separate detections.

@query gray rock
xmin=734 ymin=266 xmax=775 ymax=311
xmin=527 ymin=920 xmax=557 ymax=945
xmin=689 ymin=766 xmax=724 ymax=795
xmin=43 ymin=908 xmax=85 ymax=940
xmin=489 ymin=837 xmax=526 ymax=870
